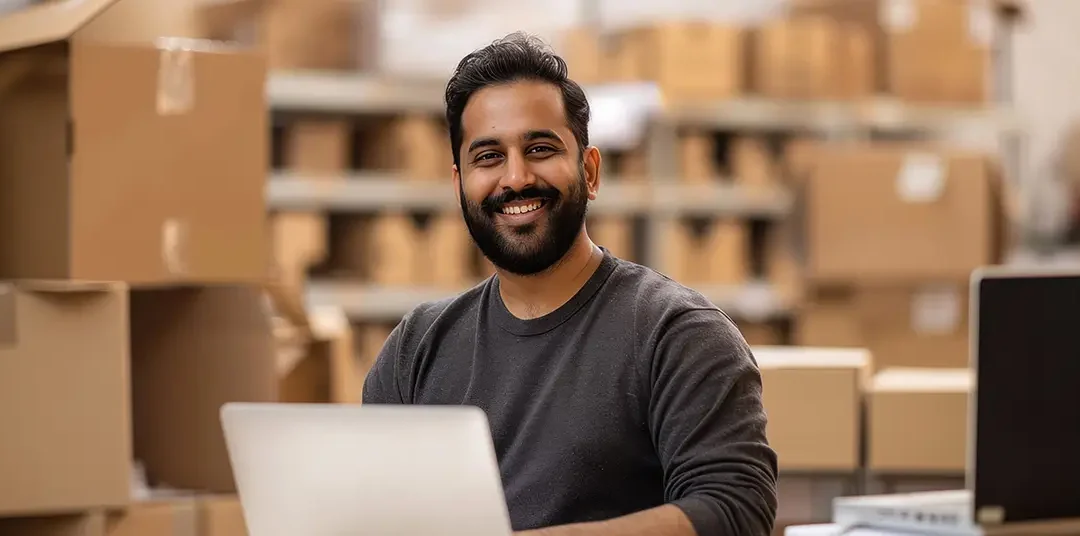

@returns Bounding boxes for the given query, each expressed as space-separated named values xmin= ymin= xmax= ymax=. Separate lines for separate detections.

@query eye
xmin=474 ymin=152 xmax=502 ymax=163
xmin=527 ymin=145 xmax=557 ymax=155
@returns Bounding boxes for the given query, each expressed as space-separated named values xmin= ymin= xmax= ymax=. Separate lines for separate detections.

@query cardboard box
xmin=1 ymin=284 xmax=274 ymax=514
xmin=0 ymin=281 xmax=131 ymax=516
xmin=0 ymin=0 xmax=269 ymax=284
xmin=200 ymin=0 xmax=374 ymax=71
xmin=270 ymin=211 xmax=328 ymax=293
xmin=752 ymin=15 xmax=870 ymax=101
xmin=857 ymin=282 xmax=969 ymax=370
xmin=611 ymin=22 xmax=745 ymax=102
xmin=796 ymin=283 xmax=969 ymax=371
xmin=868 ymin=367 xmax=971 ymax=474
xmin=883 ymin=0 xmax=992 ymax=104
xmin=757 ymin=346 xmax=869 ymax=472
xmin=131 ymin=286 xmax=278 ymax=493
xmin=0 ymin=496 xmax=248 ymax=536
xmin=278 ymin=306 xmax=357 ymax=405
xmin=806 ymin=145 xmax=1003 ymax=284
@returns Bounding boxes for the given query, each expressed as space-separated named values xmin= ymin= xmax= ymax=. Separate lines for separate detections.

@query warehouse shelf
xmin=267 ymin=173 xmax=792 ymax=218
xmin=268 ymin=71 xmax=445 ymax=114
xmin=268 ymin=71 xmax=1021 ymax=135
xmin=664 ymin=97 xmax=1022 ymax=135
xmin=305 ymin=279 xmax=791 ymax=322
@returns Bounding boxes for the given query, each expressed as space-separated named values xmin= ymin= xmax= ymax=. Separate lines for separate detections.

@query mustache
xmin=481 ymin=186 xmax=560 ymax=213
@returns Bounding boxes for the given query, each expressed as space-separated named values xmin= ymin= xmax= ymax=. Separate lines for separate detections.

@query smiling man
xmin=362 ymin=32 xmax=778 ymax=536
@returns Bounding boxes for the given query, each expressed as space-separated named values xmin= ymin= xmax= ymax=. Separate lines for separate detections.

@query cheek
xmin=464 ymin=170 xmax=501 ymax=201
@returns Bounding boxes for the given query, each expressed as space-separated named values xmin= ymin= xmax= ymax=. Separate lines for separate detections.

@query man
xmin=363 ymin=32 xmax=779 ymax=536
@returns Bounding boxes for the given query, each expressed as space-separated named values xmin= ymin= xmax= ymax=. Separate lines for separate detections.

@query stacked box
xmin=751 ymin=14 xmax=874 ymax=101
xmin=798 ymin=142 xmax=1006 ymax=371
xmin=0 ymin=496 xmax=247 ymax=536
xmin=792 ymin=0 xmax=999 ymax=104
xmin=564 ymin=22 xmax=746 ymax=103
xmin=0 ymin=0 xmax=274 ymax=526
xmin=199 ymin=0 xmax=376 ymax=71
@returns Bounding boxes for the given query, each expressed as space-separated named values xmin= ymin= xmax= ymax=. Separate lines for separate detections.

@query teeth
xmin=502 ymin=201 xmax=542 ymax=215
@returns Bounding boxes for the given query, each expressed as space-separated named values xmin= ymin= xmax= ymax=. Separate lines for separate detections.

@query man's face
xmin=454 ymin=81 xmax=597 ymax=276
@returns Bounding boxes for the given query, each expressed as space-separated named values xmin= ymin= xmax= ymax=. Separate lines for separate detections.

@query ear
xmin=583 ymin=146 xmax=602 ymax=201
xmin=452 ymin=164 xmax=461 ymax=196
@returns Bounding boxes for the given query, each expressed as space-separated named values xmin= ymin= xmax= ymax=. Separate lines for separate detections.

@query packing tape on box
xmin=0 ymin=283 xmax=15 ymax=347
xmin=162 ymin=218 xmax=189 ymax=276
xmin=157 ymin=39 xmax=195 ymax=116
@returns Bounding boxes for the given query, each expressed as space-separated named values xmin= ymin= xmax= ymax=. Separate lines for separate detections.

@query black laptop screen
xmin=974 ymin=274 xmax=1080 ymax=523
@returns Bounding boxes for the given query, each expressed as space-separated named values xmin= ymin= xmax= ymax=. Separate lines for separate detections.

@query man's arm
xmin=519 ymin=307 xmax=778 ymax=536
xmin=516 ymin=504 xmax=693 ymax=536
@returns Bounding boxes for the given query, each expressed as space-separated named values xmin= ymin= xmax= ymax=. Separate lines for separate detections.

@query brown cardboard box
xmin=857 ymin=282 xmax=969 ymax=370
xmin=789 ymin=0 xmax=886 ymax=93
xmin=806 ymin=145 xmax=1003 ymax=284
xmin=132 ymin=287 xmax=278 ymax=493
xmin=753 ymin=16 xmax=861 ymax=101
xmin=0 ymin=0 xmax=269 ymax=285
xmin=279 ymin=306 xmax=358 ymax=405
xmin=282 ymin=120 xmax=353 ymax=173
xmin=0 ymin=496 xmax=248 ymax=536
xmin=797 ymin=282 xmax=969 ymax=371
xmin=757 ymin=346 xmax=870 ymax=472
xmin=794 ymin=289 xmax=864 ymax=348
xmin=200 ymin=0 xmax=375 ymax=71
xmin=107 ymin=500 xmax=198 ymax=536
xmin=198 ymin=495 xmax=248 ymax=536
xmin=270 ymin=211 xmax=328 ymax=294
xmin=868 ymin=367 xmax=971 ymax=474
xmin=611 ymin=23 xmax=745 ymax=102
xmin=0 ymin=282 xmax=131 ymax=516
xmin=883 ymin=0 xmax=992 ymax=104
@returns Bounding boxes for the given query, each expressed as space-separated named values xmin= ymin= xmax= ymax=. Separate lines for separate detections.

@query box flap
xmin=13 ymin=279 xmax=125 ymax=293
xmin=871 ymin=367 xmax=973 ymax=393
xmin=754 ymin=345 xmax=871 ymax=370
xmin=0 ymin=0 xmax=121 ymax=54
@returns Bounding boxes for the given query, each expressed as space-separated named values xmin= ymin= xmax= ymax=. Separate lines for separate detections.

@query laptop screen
xmin=974 ymin=273 xmax=1080 ymax=523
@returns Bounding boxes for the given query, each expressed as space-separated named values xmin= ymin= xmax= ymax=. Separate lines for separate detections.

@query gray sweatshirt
xmin=363 ymin=250 xmax=779 ymax=535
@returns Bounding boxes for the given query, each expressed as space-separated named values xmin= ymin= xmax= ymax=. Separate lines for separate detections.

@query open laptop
xmin=833 ymin=266 xmax=1080 ymax=534
xmin=220 ymin=403 xmax=514 ymax=536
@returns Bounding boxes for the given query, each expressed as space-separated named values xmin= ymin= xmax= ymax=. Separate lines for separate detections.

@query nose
xmin=500 ymin=150 xmax=535 ymax=192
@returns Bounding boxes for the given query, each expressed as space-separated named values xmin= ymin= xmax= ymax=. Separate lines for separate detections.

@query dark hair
xmin=444 ymin=32 xmax=591 ymax=169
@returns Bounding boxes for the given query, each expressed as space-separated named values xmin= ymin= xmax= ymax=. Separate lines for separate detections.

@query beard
xmin=460 ymin=170 xmax=589 ymax=276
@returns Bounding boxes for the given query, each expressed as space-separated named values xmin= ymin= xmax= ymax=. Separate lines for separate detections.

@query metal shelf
xmin=268 ymin=71 xmax=445 ymax=114
xmin=663 ymin=96 xmax=1022 ymax=135
xmin=305 ymin=279 xmax=792 ymax=322
xmin=269 ymin=72 xmax=1021 ymax=135
xmin=267 ymin=173 xmax=793 ymax=218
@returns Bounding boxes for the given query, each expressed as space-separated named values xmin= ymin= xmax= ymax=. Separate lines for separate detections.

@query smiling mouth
xmin=499 ymin=199 xmax=548 ymax=215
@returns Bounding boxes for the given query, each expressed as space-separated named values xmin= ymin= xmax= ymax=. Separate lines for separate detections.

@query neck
xmin=496 ymin=231 xmax=602 ymax=320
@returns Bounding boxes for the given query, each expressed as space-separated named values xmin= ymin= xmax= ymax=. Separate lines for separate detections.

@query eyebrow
xmin=466 ymin=129 xmax=565 ymax=154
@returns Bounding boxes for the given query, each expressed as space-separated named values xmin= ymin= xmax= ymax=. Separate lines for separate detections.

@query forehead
xmin=460 ymin=81 xmax=573 ymax=144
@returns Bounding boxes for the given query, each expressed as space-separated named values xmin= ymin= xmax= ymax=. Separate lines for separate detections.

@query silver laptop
xmin=833 ymin=265 xmax=1080 ymax=534
xmin=220 ymin=403 xmax=514 ymax=536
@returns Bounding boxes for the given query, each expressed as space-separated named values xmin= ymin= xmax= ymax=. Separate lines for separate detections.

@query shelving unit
xmin=266 ymin=69 xmax=1023 ymax=324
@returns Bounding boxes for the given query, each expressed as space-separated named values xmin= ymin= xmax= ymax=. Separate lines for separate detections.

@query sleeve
xmin=361 ymin=318 xmax=408 ymax=404
xmin=649 ymin=308 xmax=779 ymax=536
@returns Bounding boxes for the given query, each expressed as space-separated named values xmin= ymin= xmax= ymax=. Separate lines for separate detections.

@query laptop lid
xmin=220 ymin=403 xmax=514 ymax=536
xmin=969 ymin=267 xmax=1080 ymax=525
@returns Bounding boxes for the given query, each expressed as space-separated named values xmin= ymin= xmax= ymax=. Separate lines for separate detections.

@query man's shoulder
xmin=608 ymin=257 xmax=727 ymax=321
xmin=396 ymin=277 xmax=489 ymax=343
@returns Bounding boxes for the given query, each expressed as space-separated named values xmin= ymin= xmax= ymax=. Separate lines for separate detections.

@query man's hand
xmin=512 ymin=505 xmax=696 ymax=536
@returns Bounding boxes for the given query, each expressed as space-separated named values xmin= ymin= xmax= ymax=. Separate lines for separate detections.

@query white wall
xmin=1006 ymin=0 xmax=1080 ymax=241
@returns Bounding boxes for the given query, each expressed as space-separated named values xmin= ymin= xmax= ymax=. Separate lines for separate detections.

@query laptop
xmin=220 ymin=403 xmax=515 ymax=536
xmin=833 ymin=266 xmax=1080 ymax=535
